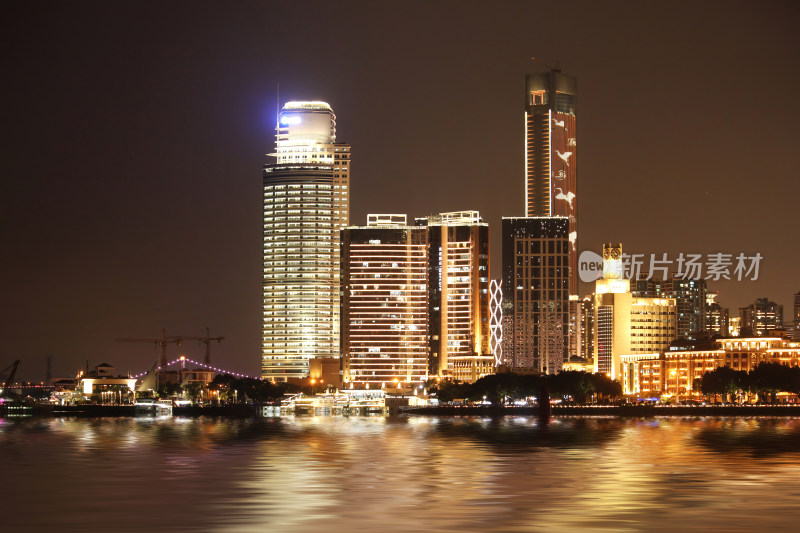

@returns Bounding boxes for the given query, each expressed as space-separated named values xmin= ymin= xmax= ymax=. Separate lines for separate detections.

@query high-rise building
xmin=728 ymin=316 xmax=741 ymax=337
xmin=415 ymin=211 xmax=493 ymax=382
xmin=593 ymin=244 xmax=677 ymax=380
xmin=630 ymin=277 xmax=706 ymax=339
xmin=705 ymin=292 xmax=729 ymax=337
xmin=793 ymin=291 xmax=800 ymax=340
xmin=578 ymin=295 xmax=594 ymax=360
xmin=261 ymin=101 xmax=350 ymax=380
xmin=524 ymin=70 xmax=579 ymax=358
xmin=341 ymin=215 xmax=429 ymax=389
xmin=340 ymin=212 xmax=495 ymax=388
xmin=739 ymin=298 xmax=784 ymax=336
xmin=525 ymin=71 xmax=577 ymax=293
xmin=501 ymin=217 xmax=570 ymax=374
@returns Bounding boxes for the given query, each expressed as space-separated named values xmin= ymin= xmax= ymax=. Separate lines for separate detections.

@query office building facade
xmin=524 ymin=70 xmax=579 ymax=359
xmin=593 ymin=244 xmax=677 ymax=380
xmin=525 ymin=71 xmax=577 ymax=293
xmin=341 ymin=212 xmax=495 ymax=387
xmin=739 ymin=298 xmax=784 ymax=337
xmin=501 ymin=217 xmax=570 ymax=374
xmin=261 ymin=101 xmax=350 ymax=380
xmin=705 ymin=292 xmax=729 ymax=337
xmin=630 ymin=277 xmax=706 ymax=339
xmin=415 ymin=211 xmax=493 ymax=382
xmin=340 ymin=215 xmax=429 ymax=388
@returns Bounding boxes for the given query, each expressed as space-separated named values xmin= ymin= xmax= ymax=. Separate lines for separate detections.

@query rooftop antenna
xmin=276 ymin=83 xmax=280 ymax=129
xmin=531 ymin=57 xmax=561 ymax=72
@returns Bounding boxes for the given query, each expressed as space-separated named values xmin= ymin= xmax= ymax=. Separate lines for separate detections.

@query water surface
xmin=2 ymin=416 xmax=799 ymax=532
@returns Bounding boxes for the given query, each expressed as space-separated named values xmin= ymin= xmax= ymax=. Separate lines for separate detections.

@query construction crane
xmin=116 ymin=329 xmax=183 ymax=367
xmin=181 ymin=327 xmax=224 ymax=365
xmin=0 ymin=360 xmax=21 ymax=397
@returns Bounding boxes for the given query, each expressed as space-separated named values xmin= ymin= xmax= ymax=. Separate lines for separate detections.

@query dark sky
xmin=3 ymin=1 xmax=799 ymax=380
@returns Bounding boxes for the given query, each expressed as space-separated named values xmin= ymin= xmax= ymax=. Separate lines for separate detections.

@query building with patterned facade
xmin=501 ymin=217 xmax=570 ymax=374
xmin=524 ymin=70 xmax=579 ymax=358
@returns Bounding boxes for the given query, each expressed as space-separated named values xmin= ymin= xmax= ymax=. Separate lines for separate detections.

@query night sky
xmin=3 ymin=1 xmax=798 ymax=380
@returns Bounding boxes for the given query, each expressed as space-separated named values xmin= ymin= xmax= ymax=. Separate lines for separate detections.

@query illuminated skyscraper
xmin=525 ymin=70 xmax=579 ymax=359
xmin=341 ymin=215 xmax=429 ymax=388
xmin=525 ymin=70 xmax=578 ymax=296
xmin=501 ymin=217 xmax=570 ymax=374
xmin=593 ymin=244 xmax=677 ymax=379
xmin=415 ymin=211 xmax=493 ymax=382
xmin=341 ymin=212 xmax=495 ymax=388
xmin=261 ymin=101 xmax=350 ymax=380
xmin=630 ymin=277 xmax=707 ymax=339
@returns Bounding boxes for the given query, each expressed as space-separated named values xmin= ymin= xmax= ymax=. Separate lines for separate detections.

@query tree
xmin=549 ymin=371 xmax=595 ymax=404
xmin=590 ymin=373 xmax=622 ymax=402
xmin=750 ymin=362 xmax=790 ymax=403
xmin=698 ymin=366 xmax=740 ymax=403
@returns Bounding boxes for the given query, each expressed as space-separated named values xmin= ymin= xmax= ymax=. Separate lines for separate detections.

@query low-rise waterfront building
xmin=621 ymin=337 xmax=800 ymax=397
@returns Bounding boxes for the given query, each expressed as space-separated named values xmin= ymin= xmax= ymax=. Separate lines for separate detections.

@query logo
xmin=578 ymin=250 xmax=604 ymax=282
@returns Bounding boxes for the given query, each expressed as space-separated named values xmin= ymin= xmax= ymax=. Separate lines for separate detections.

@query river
xmin=2 ymin=415 xmax=799 ymax=532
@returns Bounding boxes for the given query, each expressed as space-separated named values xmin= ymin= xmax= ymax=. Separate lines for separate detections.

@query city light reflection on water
xmin=2 ymin=416 xmax=800 ymax=532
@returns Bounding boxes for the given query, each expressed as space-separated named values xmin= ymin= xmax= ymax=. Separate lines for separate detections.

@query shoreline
xmin=4 ymin=404 xmax=800 ymax=418
xmin=403 ymin=405 xmax=800 ymax=417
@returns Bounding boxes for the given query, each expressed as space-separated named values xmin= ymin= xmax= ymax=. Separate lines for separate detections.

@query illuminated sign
xmin=279 ymin=115 xmax=301 ymax=126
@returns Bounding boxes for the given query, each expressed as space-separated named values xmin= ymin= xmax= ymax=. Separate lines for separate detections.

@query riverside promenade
xmin=404 ymin=405 xmax=800 ymax=417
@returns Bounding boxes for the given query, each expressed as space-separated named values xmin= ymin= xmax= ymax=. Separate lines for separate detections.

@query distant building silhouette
xmin=739 ymin=298 xmax=783 ymax=337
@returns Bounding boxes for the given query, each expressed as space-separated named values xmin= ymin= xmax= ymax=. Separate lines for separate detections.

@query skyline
xmin=3 ymin=1 xmax=799 ymax=380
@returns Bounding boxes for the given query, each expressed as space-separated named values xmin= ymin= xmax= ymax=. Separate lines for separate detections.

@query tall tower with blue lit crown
xmin=261 ymin=101 xmax=350 ymax=381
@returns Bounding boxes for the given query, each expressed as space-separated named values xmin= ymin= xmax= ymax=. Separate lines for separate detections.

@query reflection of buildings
xmin=501 ymin=217 xmax=569 ymax=374
xmin=262 ymin=101 xmax=350 ymax=381
xmin=621 ymin=337 xmax=800 ymax=396
xmin=593 ymin=244 xmax=677 ymax=380
xmin=415 ymin=211 xmax=492 ymax=382
xmin=739 ymin=298 xmax=784 ymax=336
xmin=630 ymin=277 xmax=706 ymax=339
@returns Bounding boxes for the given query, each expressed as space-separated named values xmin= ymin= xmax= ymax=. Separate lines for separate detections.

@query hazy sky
xmin=3 ymin=1 xmax=798 ymax=380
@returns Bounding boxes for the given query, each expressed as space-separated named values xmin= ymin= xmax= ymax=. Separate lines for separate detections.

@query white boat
xmin=134 ymin=398 xmax=173 ymax=416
